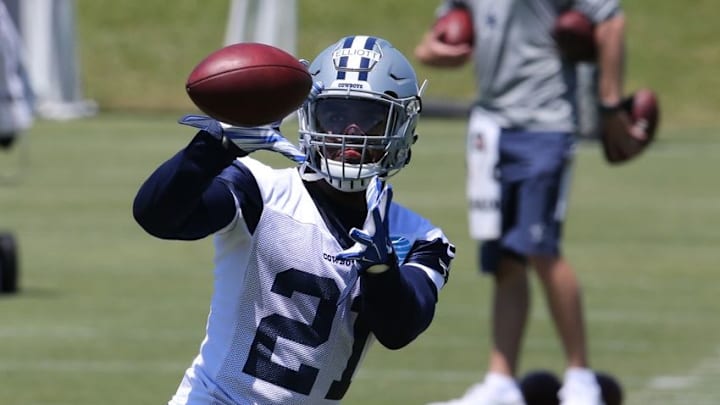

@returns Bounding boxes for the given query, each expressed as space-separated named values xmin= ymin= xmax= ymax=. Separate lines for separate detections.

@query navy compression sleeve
xmin=133 ymin=131 xmax=241 ymax=240
xmin=360 ymin=264 xmax=438 ymax=350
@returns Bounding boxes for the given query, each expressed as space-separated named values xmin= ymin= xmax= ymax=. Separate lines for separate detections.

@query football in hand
xmin=553 ymin=10 xmax=596 ymax=62
xmin=623 ymin=88 xmax=660 ymax=142
xmin=434 ymin=7 xmax=474 ymax=46
xmin=186 ymin=43 xmax=312 ymax=127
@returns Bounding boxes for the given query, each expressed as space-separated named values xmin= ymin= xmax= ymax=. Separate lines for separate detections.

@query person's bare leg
xmin=488 ymin=255 xmax=530 ymax=376
xmin=531 ymin=255 xmax=588 ymax=368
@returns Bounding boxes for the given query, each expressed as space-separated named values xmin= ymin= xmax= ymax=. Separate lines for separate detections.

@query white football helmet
xmin=298 ymin=35 xmax=425 ymax=192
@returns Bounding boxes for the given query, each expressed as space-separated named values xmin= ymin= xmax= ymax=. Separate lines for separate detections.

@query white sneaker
xmin=558 ymin=368 xmax=604 ymax=405
xmin=427 ymin=373 xmax=526 ymax=405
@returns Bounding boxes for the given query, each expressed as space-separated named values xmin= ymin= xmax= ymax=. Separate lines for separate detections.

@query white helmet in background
xmin=298 ymin=35 xmax=425 ymax=192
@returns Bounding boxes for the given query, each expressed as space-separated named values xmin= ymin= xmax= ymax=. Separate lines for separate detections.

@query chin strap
xmin=299 ymin=162 xmax=374 ymax=191
xmin=298 ymin=163 xmax=325 ymax=182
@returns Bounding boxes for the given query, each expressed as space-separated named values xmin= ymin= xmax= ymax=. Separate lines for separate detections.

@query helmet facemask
xmin=298 ymin=35 xmax=424 ymax=192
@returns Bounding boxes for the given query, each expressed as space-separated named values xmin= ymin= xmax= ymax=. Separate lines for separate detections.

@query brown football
xmin=623 ymin=88 xmax=660 ymax=143
xmin=553 ymin=10 xmax=596 ymax=62
xmin=186 ymin=43 xmax=312 ymax=127
xmin=434 ymin=7 xmax=474 ymax=46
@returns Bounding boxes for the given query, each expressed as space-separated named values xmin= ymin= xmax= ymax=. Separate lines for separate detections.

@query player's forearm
xmin=595 ymin=14 xmax=626 ymax=106
xmin=133 ymin=131 xmax=237 ymax=239
xmin=360 ymin=265 xmax=437 ymax=350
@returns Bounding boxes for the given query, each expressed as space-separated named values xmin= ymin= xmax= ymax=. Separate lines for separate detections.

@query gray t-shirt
xmin=440 ymin=0 xmax=620 ymax=131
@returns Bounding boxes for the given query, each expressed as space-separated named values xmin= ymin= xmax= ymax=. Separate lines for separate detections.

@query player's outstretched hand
xmin=303 ymin=80 xmax=324 ymax=108
xmin=336 ymin=178 xmax=395 ymax=274
xmin=178 ymin=114 xmax=305 ymax=163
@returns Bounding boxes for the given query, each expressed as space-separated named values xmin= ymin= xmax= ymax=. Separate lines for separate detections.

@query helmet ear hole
xmin=404 ymin=148 xmax=412 ymax=165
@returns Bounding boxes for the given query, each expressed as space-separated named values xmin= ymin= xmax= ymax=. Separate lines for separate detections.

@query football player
xmin=133 ymin=35 xmax=455 ymax=404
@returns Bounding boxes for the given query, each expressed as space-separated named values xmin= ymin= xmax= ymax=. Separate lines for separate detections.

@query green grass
xmin=74 ymin=1 xmax=720 ymax=131
xmin=1 ymin=115 xmax=719 ymax=404
xmin=5 ymin=1 xmax=720 ymax=403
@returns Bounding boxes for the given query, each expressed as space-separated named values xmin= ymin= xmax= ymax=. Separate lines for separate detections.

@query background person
xmin=0 ymin=0 xmax=33 ymax=149
xmin=415 ymin=1 xmax=639 ymax=404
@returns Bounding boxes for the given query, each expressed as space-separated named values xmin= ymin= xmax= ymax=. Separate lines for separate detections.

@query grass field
xmin=74 ymin=1 xmax=720 ymax=130
xmin=1 ymin=115 xmax=719 ymax=404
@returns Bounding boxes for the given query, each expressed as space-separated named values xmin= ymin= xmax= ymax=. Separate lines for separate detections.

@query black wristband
xmin=599 ymin=101 xmax=623 ymax=114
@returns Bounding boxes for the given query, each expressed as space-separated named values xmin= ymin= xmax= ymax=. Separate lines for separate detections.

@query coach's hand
xmin=600 ymin=107 xmax=649 ymax=163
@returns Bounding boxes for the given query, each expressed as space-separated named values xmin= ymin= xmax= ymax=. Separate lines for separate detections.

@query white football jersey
xmin=169 ymin=157 xmax=451 ymax=405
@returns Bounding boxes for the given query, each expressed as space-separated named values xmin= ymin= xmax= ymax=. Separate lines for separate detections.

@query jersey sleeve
xmin=359 ymin=264 xmax=437 ymax=350
xmin=389 ymin=203 xmax=455 ymax=292
xmin=359 ymin=204 xmax=456 ymax=350
xmin=133 ymin=131 xmax=261 ymax=240
xmin=436 ymin=0 xmax=472 ymax=17
xmin=216 ymin=161 xmax=264 ymax=234
xmin=575 ymin=0 xmax=622 ymax=23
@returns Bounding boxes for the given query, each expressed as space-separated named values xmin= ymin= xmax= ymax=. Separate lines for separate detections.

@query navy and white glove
xmin=337 ymin=178 xmax=395 ymax=273
xmin=336 ymin=178 xmax=395 ymax=303
xmin=178 ymin=114 xmax=305 ymax=163
xmin=304 ymin=80 xmax=324 ymax=108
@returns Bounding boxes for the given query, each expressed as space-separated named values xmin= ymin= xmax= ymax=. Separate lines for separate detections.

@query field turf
xmin=1 ymin=115 xmax=718 ymax=404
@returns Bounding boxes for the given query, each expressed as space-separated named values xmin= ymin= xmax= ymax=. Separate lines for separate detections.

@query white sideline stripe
xmin=0 ymin=325 xmax=652 ymax=354
xmin=0 ymin=326 xmax=98 ymax=338
xmin=0 ymin=326 xmax=202 ymax=340
xmin=649 ymin=376 xmax=695 ymax=389
xmin=3 ymin=306 xmax=705 ymax=342
xmin=0 ymin=360 xmax=186 ymax=373
xmin=8 ymin=354 xmax=720 ymax=403
xmin=629 ymin=345 xmax=720 ymax=404
xmin=575 ymin=140 xmax=720 ymax=157
xmin=355 ymin=368 xmax=479 ymax=382
xmin=0 ymin=359 xmax=478 ymax=381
